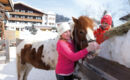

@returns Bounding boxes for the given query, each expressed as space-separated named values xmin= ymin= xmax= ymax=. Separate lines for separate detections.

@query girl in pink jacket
xmin=56 ymin=22 xmax=99 ymax=80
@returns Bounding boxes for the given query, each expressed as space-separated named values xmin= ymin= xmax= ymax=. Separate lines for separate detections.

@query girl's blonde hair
xmin=59 ymin=35 xmax=67 ymax=41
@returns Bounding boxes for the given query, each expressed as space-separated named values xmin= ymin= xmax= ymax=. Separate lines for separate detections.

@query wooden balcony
xmin=9 ymin=12 xmax=43 ymax=16
xmin=9 ymin=18 xmax=42 ymax=22
xmin=0 ymin=0 xmax=14 ymax=11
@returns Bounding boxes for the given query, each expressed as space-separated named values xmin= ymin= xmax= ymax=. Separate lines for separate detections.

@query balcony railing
xmin=9 ymin=12 xmax=43 ymax=17
xmin=9 ymin=17 xmax=42 ymax=22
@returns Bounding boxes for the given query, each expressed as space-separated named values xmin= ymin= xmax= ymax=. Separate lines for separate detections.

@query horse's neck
xmin=72 ymin=30 xmax=81 ymax=52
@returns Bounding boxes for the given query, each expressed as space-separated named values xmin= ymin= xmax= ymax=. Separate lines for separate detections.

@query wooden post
xmin=0 ymin=39 xmax=9 ymax=63
xmin=1 ymin=21 xmax=5 ymax=39
xmin=5 ymin=40 xmax=9 ymax=63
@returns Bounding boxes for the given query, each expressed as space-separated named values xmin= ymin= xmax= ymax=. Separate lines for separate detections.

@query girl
xmin=56 ymin=22 xmax=99 ymax=80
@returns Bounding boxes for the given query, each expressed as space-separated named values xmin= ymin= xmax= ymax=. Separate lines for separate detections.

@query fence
xmin=0 ymin=39 xmax=9 ymax=63
xmin=79 ymin=56 xmax=130 ymax=80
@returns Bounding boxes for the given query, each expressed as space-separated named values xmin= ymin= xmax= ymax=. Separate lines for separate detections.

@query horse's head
xmin=72 ymin=16 xmax=95 ymax=51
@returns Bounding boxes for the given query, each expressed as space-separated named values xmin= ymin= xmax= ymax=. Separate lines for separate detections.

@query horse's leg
xmin=23 ymin=64 xmax=32 ymax=80
xmin=16 ymin=53 xmax=23 ymax=80
xmin=16 ymin=53 xmax=29 ymax=80
xmin=16 ymin=53 xmax=27 ymax=80
xmin=20 ymin=64 xmax=28 ymax=80
xmin=19 ymin=44 xmax=32 ymax=80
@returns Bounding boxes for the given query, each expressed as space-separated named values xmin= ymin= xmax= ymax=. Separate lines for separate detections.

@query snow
xmin=0 ymin=29 xmax=58 ymax=80
xmin=19 ymin=29 xmax=58 ymax=42
xmin=0 ymin=47 xmax=17 ymax=80
xmin=74 ymin=0 xmax=130 ymax=27
xmin=0 ymin=47 xmax=56 ymax=80
xmin=99 ymin=30 xmax=130 ymax=68
xmin=28 ymin=69 xmax=56 ymax=80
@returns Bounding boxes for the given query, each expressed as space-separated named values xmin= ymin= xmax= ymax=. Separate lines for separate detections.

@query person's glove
xmin=86 ymin=42 xmax=100 ymax=52
xmin=86 ymin=42 xmax=100 ymax=59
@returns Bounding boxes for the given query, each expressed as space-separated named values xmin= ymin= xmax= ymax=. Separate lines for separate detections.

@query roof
xmin=0 ymin=0 xmax=14 ymax=11
xmin=120 ymin=14 xmax=130 ymax=21
xmin=45 ymin=11 xmax=55 ymax=15
xmin=14 ymin=1 xmax=44 ymax=14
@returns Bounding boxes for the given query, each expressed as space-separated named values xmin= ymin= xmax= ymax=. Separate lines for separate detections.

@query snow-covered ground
xmin=0 ymin=47 xmax=17 ymax=80
xmin=0 ymin=47 xmax=57 ymax=80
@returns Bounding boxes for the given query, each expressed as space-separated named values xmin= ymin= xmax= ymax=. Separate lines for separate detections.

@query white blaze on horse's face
xmin=86 ymin=28 xmax=95 ymax=41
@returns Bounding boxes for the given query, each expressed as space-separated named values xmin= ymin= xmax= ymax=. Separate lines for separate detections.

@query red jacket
xmin=94 ymin=26 xmax=111 ymax=44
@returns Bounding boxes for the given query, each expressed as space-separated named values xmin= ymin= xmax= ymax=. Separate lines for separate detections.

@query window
xmin=45 ymin=17 xmax=48 ymax=20
xmin=16 ymin=28 xmax=19 ymax=31
xmin=15 ymin=15 xmax=19 ymax=18
xmin=49 ymin=17 xmax=52 ymax=20
xmin=11 ymin=15 xmax=15 ymax=17
xmin=27 ymin=10 xmax=33 ymax=13
xmin=27 ymin=16 xmax=33 ymax=19
xmin=36 ymin=17 xmax=42 ymax=20
xmin=30 ymin=17 xmax=33 ymax=19
xmin=53 ymin=18 xmax=55 ymax=20
xmin=11 ymin=27 xmax=14 ymax=29
xmin=21 ymin=16 xmax=25 ymax=18
xmin=15 ymin=9 xmax=19 ymax=12
xmin=21 ymin=10 xmax=25 ymax=12
xmin=10 ymin=15 xmax=12 ymax=18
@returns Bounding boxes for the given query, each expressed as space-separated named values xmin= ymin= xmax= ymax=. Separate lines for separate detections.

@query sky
xmin=13 ymin=0 xmax=81 ymax=18
xmin=13 ymin=0 xmax=130 ymax=26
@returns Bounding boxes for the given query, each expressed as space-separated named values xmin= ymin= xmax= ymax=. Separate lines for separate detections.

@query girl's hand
xmin=86 ymin=42 xmax=100 ymax=52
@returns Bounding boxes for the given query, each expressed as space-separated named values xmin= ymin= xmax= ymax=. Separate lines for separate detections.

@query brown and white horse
xmin=16 ymin=16 xmax=96 ymax=80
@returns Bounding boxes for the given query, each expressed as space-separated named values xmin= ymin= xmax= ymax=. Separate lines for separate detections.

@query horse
xmin=16 ymin=16 xmax=96 ymax=80
xmin=72 ymin=16 xmax=95 ymax=51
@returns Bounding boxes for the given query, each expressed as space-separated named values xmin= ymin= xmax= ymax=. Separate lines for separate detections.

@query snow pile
xmin=19 ymin=29 xmax=58 ymax=42
xmin=99 ymin=30 xmax=130 ymax=68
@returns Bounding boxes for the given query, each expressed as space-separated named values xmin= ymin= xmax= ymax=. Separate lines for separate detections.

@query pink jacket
xmin=56 ymin=40 xmax=88 ymax=74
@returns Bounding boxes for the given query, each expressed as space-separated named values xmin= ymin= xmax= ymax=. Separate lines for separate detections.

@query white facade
xmin=6 ymin=2 xmax=56 ymax=31
xmin=6 ymin=20 xmax=32 ymax=30
xmin=42 ymin=12 xmax=56 ymax=27
xmin=6 ymin=12 xmax=56 ymax=31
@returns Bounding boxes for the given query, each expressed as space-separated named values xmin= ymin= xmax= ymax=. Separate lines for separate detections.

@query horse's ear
xmin=72 ymin=17 xmax=78 ymax=23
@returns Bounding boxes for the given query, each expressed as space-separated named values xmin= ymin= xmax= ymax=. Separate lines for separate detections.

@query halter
xmin=73 ymin=26 xmax=96 ymax=52
xmin=88 ymin=40 xmax=96 ymax=43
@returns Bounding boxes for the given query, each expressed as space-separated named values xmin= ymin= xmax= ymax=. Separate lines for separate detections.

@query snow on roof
xmin=45 ymin=11 xmax=56 ymax=15
xmin=14 ymin=1 xmax=44 ymax=14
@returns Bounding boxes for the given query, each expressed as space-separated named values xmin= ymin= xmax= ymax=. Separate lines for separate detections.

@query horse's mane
xmin=78 ymin=16 xmax=94 ymax=30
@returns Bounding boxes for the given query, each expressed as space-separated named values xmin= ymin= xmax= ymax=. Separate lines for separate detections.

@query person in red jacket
xmin=56 ymin=22 xmax=100 ymax=80
xmin=94 ymin=14 xmax=112 ymax=44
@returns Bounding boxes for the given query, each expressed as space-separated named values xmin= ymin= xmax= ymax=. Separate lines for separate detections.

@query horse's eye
xmin=79 ymin=31 xmax=84 ymax=34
